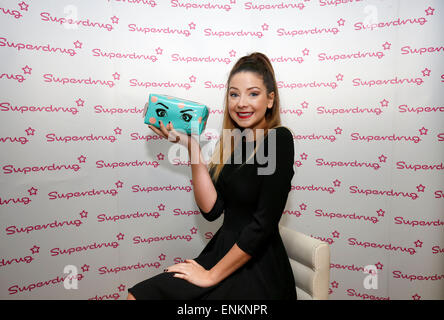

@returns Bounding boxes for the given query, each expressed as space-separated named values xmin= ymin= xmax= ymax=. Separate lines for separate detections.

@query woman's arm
xmin=187 ymin=138 xmax=217 ymax=214
xmin=149 ymin=120 xmax=218 ymax=214
xmin=209 ymin=243 xmax=252 ymax=284
xmin=167 ymin=242 xmax=251 ymax=287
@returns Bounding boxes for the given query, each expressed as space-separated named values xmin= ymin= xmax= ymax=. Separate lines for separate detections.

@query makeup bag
xmin=143 ymin=93 xmax=209 ymax=135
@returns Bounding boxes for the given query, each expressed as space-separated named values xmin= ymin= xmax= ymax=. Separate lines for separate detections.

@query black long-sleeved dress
xmin=128 ymin=126 xmax=296 ymax=300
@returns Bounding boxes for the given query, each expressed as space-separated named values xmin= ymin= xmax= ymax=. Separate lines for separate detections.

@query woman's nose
xmin=238 ymin=94 xmax=248 ymax=108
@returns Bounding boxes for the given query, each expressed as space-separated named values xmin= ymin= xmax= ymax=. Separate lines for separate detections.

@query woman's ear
xmin=267 ymin=92 xmax=275 ymax=109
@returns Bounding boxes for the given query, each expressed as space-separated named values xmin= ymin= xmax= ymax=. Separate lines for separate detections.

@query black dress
xmin=128 ymin=126 xmax=296 ymax=300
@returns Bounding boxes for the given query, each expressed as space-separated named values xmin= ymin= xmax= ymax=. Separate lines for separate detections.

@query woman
xmin=127 ymin=52 xmax=296 ymax=300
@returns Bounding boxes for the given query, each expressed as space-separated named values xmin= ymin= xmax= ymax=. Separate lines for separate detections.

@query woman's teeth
xmin=237 ymin=112 xmax=253 ymax=119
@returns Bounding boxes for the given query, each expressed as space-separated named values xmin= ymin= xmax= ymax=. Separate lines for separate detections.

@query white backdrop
xmin=0 ymin=0 xmax=443 ymax=300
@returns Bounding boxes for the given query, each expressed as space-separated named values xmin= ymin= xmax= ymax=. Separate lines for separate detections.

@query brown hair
xmin=207 ymin=52 xmax=292 ymax=182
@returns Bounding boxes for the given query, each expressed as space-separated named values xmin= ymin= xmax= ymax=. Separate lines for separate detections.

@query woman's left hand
xmin=165 ymin=259 xmax=217 ymax=288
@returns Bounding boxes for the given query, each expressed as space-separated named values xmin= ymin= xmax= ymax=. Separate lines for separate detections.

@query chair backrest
xmin=279 ymin=225 xmax=331 ymax=300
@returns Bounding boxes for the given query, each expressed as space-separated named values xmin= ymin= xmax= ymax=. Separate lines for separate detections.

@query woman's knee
xmin=127 ymin=292 xmax=136 ymax=300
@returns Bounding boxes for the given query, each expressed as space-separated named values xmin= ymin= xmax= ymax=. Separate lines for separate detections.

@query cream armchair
xmin=279 ymin=225 xmax=331 ymax=300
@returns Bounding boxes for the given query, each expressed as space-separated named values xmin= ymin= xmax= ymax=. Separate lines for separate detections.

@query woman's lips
xmin=237 ymin=112 xmax=253 ymax=119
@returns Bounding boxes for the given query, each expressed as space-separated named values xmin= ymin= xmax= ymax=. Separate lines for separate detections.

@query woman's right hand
xmin=148 ymin=120 xmax=196 ymax=149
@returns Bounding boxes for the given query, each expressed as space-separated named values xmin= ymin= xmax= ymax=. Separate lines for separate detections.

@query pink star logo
xmin=418 ymin=127 xmax=428 ymax=135
xmin=336 ymin=73 xmax=344 ymax=81
xmin=190 ymin=227 xmax=198 ymax=234
xmin=28 ymin=187 xmax=38 ymax=196
xmin=380 ymin=99 xmax=389 ymax=107
xmin=229 ymin=49 xmax=236 ymax=57
xmin=22 ymin=65 xmax=32 ymax=74
xmin=337 ymin=18 xmax=345 ymax=26
xmin=416 ymin=184 xmax=425 ymax=192
xmin=115 ymin=180 xmax=124 ymax=188
xmin=79 ymin=210 xmax=88 ymax=219
xmin=421 ymin=68 xmax=431 ymax=77
xmin=110 ymin=16 xmax=119 ymax=24
xmin=334 ymin=127 xmax=342 ymax=135
xmin=302 ymin=48 xmax=309 ymax=56
xmin=301 ymin=101 xmax=309 ymax=109
xmin=112 ymin=72 xmax=120 ymax=80
xmin=75 ymin=98 xmax=85 ymax=107
xmin=158 ymin=203 xmax=165 ymax=211
xmin=78 ymin=155 xmax=87 ymax=163
xmin=81 ymin=264 xmax=90 ymax=272
xmin=261 ymin=23 xmax=269 ymax=31
xmin=300 ymin=153 xmax=308 ymax=160
xmin=114 ymin=127 xmax=122 ymax=135
xmin=375 ymin=262 xmax=383 ymax=270
xmin=331 ymin=281 xmax=339 ymax=288
xmin=25 ymin=127 xmax=35 ymax=135
xmin=157 ymin=153 xmax=165 ymax=160
xmin=299 ymin=203 xmax=307 ymax=211
xmin=188 ymin=22 xmax=196 ymax=30
xmin=73 ymin=40 xmax=82 ymax=49
xmin=30 ymin=245 xmax=40 ymax=254
xmin=382 ymin=42 xmax=391 ymax=50
xmin=376 ymin=209 xmax=385 ymax=217
xmin=155 ymin=47 xmax=163 ymax=55
xmin=20 ymin=64 xmax=33 ymax=76
xmin=116 ymin=233 xmax=125 ymax=241
xmin=18 ymin=1 xmax=29 ymax=11
xmin=378 ymin=154 xmax=387 ymax=163
xmin=159 ymin=253 xmax=166 ymax=261
xmin=189 ymin=75 xmax=196 ymax=83
xmin=425 ymin=7 xmax=435 ymax=16
xmin=117 ymin=284 xmax=126 ymax=292
xmin=333 ymin=179 xmax=341 ymax=187
xmin=412 ymin=293 xmax=421 ymax=300
xmin=331 ymin=230 xmax=340 ymax=238
xmin=414 ymin=240 xmax=423 ymax=248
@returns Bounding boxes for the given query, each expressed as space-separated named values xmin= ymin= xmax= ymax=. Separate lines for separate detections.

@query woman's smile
xmin=236 ymin=112 xmax=254 ymax=119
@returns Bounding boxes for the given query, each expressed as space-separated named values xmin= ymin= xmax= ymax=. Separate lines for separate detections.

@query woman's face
xmin=228 ymin=71 xmax=274 ymax=133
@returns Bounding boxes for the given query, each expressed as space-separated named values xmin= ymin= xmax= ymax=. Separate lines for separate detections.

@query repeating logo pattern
xmin=0 ymin=0 xmax=443 ymax=300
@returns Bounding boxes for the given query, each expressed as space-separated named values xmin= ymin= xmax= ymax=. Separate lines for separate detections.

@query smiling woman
xmin=128 ymin=52 xmax=296 ymax=300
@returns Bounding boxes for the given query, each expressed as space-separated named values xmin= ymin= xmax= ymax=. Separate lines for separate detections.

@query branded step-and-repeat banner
xmin=0 ymin=0 xmax=443 ymax=300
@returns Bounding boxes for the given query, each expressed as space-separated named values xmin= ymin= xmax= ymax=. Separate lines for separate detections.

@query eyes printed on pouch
xmin=155 ymin=103 xmax=194 ymax=123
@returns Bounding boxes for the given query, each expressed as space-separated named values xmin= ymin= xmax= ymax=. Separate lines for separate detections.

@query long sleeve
xmin=197 ymin=167 xmax=225 ymax=222
xmin=235 ymin=127 xmax=295 ymax=258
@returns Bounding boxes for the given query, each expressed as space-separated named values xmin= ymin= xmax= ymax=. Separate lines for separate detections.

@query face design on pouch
xmin=228 ymin=71 xmax=274 ymax=133
xmin=154 ymin=102 xmax=195 ymax=124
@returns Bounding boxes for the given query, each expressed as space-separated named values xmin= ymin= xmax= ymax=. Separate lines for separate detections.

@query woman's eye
xmin=181 ymin=113 xmax=192 ymax=122
xmin=250 ymin=92 xmax=259 ymax=97
xmin=155 ymin=109 xmax=167 ymax=117
xmin=229 ymin=92 xmax=238 ymax=98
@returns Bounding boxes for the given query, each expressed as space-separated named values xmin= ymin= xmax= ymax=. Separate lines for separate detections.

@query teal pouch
xmin=143 ymin=93 xmax=209 ymax=135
